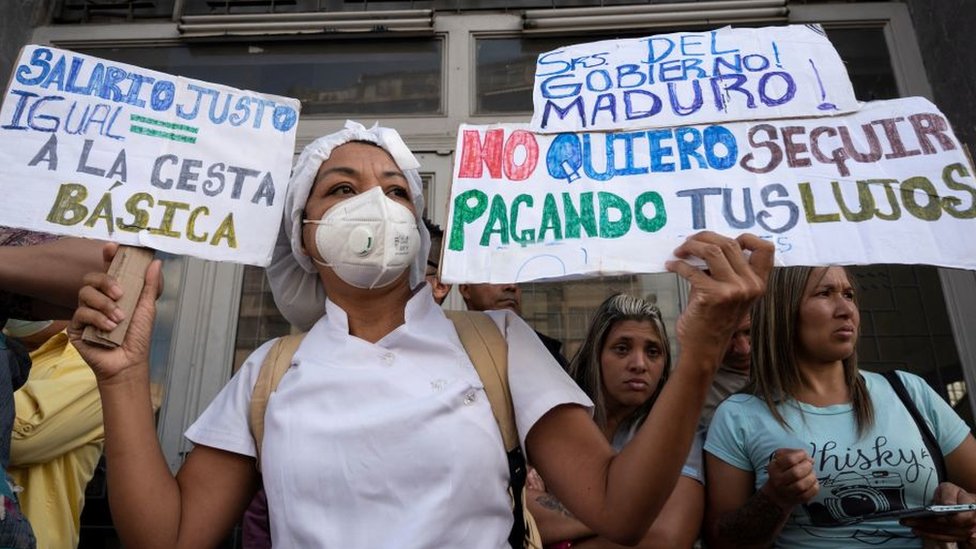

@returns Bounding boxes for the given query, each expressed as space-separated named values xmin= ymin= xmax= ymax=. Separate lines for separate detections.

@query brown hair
xmin=750 ymin=266 xmax=874 ymax=435
xmin=568 ymin=293 xmax=671 ymax=434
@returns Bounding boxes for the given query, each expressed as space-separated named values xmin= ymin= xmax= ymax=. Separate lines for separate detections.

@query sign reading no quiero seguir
xmin=444 ymin=97 xmax=976 ymax=283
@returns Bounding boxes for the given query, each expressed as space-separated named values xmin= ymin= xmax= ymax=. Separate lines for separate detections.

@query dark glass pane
xmin=851 ymin=264 xmax=971 ymax=430
xmin=76 ymin=38 xmax=443 ymax=115
xmin=233 ymin=266 xmax=292 ymax=371
xmin=476 ymin=32 xmax=660 ymax=115
xmin=475 ymin=37 xmax=547 ymax=115
xmin=825 ymin=27 xmax=899 ymax=101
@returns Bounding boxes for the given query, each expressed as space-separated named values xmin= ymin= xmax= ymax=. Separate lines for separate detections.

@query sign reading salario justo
xmin=0 ymin=45 xmax=300 ymax=267
xmin=443 ymin=97 xmax=976 ymax=284
xmin=530 ymin=24 xmax=859 ymax=133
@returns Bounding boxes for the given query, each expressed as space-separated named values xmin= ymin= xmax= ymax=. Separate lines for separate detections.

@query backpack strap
xmin=445 ymin=310 xmax=540 ymax=549
xmin=249 ymin=333 xmax=306 ymax=471
xmin=881 ymin=370 xmax=946 ymax=482
xmin=445 ymin=310 xmax=518 ymax=451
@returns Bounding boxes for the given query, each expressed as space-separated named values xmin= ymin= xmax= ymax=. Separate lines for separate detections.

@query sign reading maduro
xmin=0 ymin=45 xmax=300 ymax=266
xmin=531 ymin=24 xmax=859 ymax=133
xmin=443 ymin=97 xmax=976 ymax=283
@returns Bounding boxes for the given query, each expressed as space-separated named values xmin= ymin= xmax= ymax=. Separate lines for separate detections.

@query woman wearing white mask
xmin=67 ymin=122 xmax=774 ymax=548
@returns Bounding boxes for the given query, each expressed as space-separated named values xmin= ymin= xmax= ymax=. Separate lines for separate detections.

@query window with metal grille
xmin=55 ymin=0 xmax=175 ymax=23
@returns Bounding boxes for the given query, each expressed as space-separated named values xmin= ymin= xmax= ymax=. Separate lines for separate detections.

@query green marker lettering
xmin=538 ymin=193 xmax=563 ymax=242
xmin=449 ymin=190 xmax=488 ymax=251
xmin=798 ymin=182 xmax=840 ymax=223
xmin=598 ymin=192 xmax=632 ymax=238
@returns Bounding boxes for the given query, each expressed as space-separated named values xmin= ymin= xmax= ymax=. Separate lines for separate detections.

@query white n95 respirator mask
xmin=303 ymin=186 xmax=421 ymax=289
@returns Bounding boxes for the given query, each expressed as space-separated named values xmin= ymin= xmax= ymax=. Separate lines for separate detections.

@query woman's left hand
xmin=902 ymin=482 xmax=976 ymax=544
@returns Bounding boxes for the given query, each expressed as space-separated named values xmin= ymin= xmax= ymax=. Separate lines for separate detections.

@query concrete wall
xmin=0 ymin=0 xmax=47 ymax=84
xmin=902 ymin=0 xmax=976 ymax=156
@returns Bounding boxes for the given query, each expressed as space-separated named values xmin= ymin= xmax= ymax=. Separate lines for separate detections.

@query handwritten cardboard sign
xmin=0 ymin=45 xmax=300 ymax=266
xmin=444 ymin=97 xmax=976 ymax=283
xmin=530 ymin=24 xmax=859 ymax=133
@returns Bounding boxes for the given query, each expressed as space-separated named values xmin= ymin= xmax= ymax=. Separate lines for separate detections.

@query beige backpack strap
xmin=446 ymin=310 xmax=541 ymax=548
xmin=248 ymin=332 xmax=306 ymax=470
xmin=445 ymin=310 xmax=517 ymax=452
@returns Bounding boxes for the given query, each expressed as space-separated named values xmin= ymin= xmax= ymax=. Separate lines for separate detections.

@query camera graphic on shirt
xmin=806 ymin=470 xmax=908 ymax=526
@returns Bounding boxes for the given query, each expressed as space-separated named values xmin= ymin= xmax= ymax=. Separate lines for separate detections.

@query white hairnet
xmin=267 ymin=120 xmax=431 ymax=330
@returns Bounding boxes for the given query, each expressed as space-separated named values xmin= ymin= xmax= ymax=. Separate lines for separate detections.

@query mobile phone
xmin=854 ymin=503 xmax=976 ymax=523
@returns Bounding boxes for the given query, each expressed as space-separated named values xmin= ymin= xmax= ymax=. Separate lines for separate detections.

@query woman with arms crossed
xmin=704 ymin=266 xmax=976 ymax=548
xmin=68 ymin=121 xmax=772 ymax=548
xmin=530 ymin=294 xmax=704 ymax=548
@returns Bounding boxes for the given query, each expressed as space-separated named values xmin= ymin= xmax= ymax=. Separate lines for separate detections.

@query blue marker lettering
xmin=250 ymin=98 xmax=276 ymax=130
xmin=177 ymin=84 xmax=207 ymax=120
xmin=615 ymin=132 xmax=649 ymax=176
xmin=676 ymin=187 xmax=722 ymax=229
xmin=272 ymin=105 xmax=298 ymax=132
xmin=590 ymin=93 xmax=616 ymax=127
xmin=680 ymin=34 xmax=706 ymax=56
xmin=703 ymin=126 xmax=738 ymax=170
xmin=648 ymin=129 xmax=675 ymax=172
xmin=541 ymin=97 xmax=586 ymax=129
xmin=150 ymin=80 xmax=175 ymax=111
xmin=27 ymin=94 xmax=65 ymax=132
xmin=536 ymin=50 xmax=572 ymax=77
xmin=668 ymin=81 xmax=703 ymax=116
xmin=97 ymin=66 xmax=128 ymax=102
xmin=582 ymin=133 xmax=614 ymax=181
xmin=1 ymin=90 xmax=35 ymax=130
xmin=710 ymin=30 xmax=739 ymax=55
xmin=616 ymin=64 xmax=646 ymax=89
xmin=546 ymin=133 xmax=583 ymax=182
xmin=675 ymin=127 xmax=705 ymax=170
xmin=16 ymin=47 xmax=53 ymax=86
xmin=623 ymin=90 xmax=662 ymax=121
xmin=585 ymin=69 xmax=612 ymax=93
xmin=758 ymin=72 xmax=796 ymax=107
xmin=540 ymin=74 xmax=582 ymax=99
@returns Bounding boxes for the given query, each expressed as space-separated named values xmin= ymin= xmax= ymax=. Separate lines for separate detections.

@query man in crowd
xmin=423 ymin=219 xmax=451 ymax=306
xmin=700 ymin=313 xmax=752 ymax=429
xmin=458 ymin=282 xmax=569 ymax=369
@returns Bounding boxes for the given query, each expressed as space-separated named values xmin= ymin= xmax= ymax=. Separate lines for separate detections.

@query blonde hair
xmin=568 ymin=294 xmax=671 ymax=433
xmin=750 ymin=266 xmax=873 ymax=435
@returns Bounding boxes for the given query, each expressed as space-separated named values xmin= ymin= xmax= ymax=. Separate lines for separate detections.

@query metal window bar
xmin=178 ymin=9 xmax=433 ymax=35
xmin=523 ymin=0 xmax=788 ymax=32
xmin=58 ymin=0 xmax=170 ymax=22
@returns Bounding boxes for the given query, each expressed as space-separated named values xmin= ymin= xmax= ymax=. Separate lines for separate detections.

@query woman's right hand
xmin=760 ymin=448 xmax=820 ymax=510
xmin=67 ymin=243 xmax=163 ymax=384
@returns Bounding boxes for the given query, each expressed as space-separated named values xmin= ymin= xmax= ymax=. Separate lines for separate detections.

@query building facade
xmin=2 ymin=0 xmax=975 ymax=545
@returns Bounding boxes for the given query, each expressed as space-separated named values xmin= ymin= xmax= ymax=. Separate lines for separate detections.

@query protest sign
xmin=0 ymin=45 xmax=300 ymax=267
xmin=443 ymin=96 xmax=976 ymax=284
xmin=530 ymin=24 xmax=859 ymax=133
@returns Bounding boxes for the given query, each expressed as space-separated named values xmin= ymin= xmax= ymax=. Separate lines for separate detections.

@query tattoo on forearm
xmin=536 ymin=493 xmax=575 ymax=518
xmin=717 ymin=489 xmax=791 ymax=546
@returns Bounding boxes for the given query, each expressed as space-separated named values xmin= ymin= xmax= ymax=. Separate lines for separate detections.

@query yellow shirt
xmin=8 ymin=332 xmax=103 ymax=549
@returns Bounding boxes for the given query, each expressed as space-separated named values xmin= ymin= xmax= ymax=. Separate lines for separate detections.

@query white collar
xmin=321 ymin=283 xmax=437 ymax=336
